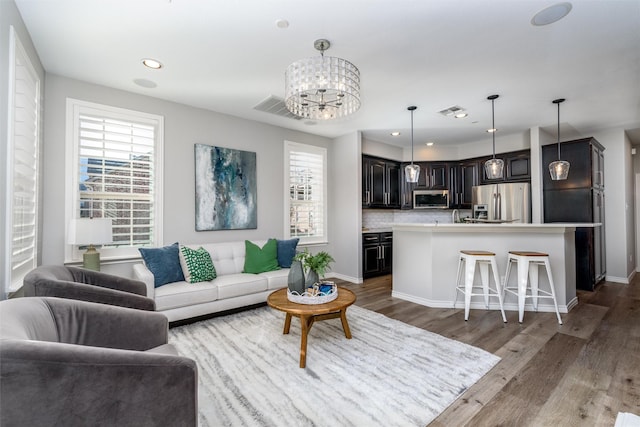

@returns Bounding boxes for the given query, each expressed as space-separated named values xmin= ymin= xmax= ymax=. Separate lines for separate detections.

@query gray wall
xmin=1 ymin=0 xmax=45 ymax=298
xmin=329 ymin=132 xmax=362 ymax=282
xmin=42 ymin=74 xmax=334 ymax=277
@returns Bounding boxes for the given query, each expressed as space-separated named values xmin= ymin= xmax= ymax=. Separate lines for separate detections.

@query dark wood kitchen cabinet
xmin=543 ymin=137 xmax=606 ymax=290
xmin=363 ymin=155 xmax=400 ymax=209
xmin=449 ymin=160 xmax=479 ymax=208
xmin=479 ymin=150 xmax=531 ymax=184
xmin=363 ymin=232 xmax=393 ymax=278
xmin=427 ymin=163 xmax=448 ymax=189
xmin=399 ymin=162 xmax=448 ymax=208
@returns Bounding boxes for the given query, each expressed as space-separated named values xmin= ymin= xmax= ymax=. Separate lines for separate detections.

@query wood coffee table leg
xmin=340 ymin=309 xmax=352 ymax=339
xmin=283 ymin=313 xmax=292 ymax=334
xmin=299 ymin=314 xmax=309 ymax=368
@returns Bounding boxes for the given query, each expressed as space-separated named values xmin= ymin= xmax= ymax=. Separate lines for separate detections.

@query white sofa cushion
xmin=154 ymin=280 xmax=219 ymax=311
xmin=216 ymin=273 xmax=268 ymax=300
xmin=196 ymin=240 xmax=266 ymax=276
xmin=259 ymin=269 xmax=290 ymax=290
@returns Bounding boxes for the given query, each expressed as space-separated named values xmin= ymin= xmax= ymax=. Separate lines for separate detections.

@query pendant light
xmin=405 ymin=106 xmax=420 ymax=183
xmin=484 ymin=94 xmax=504 ymax=179
xmin=549 ymin=98 xmax=570 ymax=180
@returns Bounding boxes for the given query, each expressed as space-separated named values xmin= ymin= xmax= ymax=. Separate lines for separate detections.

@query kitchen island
xmin=391 ymin=223 xmax=599 ymax=314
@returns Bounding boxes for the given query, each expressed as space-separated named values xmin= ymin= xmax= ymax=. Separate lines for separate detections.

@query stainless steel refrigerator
xmin=472 ymin=183 xmax=531 ymax=223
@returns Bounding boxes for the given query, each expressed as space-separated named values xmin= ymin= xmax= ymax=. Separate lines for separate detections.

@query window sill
xmin=298 ymin=241 xmax=329 ymax=247
xmin=64 ymin=254 xmax=143 ymax=267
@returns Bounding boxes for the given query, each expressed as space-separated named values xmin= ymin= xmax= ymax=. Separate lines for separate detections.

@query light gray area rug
xmin=169 ymin=305 xmax=500 ymax=427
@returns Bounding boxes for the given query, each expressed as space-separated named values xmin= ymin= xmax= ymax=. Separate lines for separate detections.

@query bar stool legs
xmin=454 ymin=250 xmax=507 ymax=322
xmin=503 ymin=251 xmax=563 ymax=324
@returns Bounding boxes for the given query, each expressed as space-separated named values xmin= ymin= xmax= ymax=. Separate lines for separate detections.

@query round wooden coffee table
xmin=267 ymin=287 xmax=356 ymax=368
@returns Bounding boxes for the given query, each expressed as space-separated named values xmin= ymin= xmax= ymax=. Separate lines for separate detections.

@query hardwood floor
xmin=336 ymin=274 xmax=640 ymax=426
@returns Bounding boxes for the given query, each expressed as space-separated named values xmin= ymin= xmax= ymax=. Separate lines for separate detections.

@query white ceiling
xmin=14 ymin=0 xmax=640 ymax=148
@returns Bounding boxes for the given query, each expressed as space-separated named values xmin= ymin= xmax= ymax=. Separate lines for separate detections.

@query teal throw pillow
xmin=244 ymin=239 xmax=281 ymax=274
xmin=179 ymin=246 xmax=216 ymax=283
xmin=139 ymin=242 xmax=185 ymax=288
xmin=276 ymin=238 xmax=299 ymax=268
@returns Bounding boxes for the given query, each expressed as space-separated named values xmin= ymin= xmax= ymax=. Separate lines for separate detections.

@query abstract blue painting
xmin=194 ymin=144 xmax=257 ymax=231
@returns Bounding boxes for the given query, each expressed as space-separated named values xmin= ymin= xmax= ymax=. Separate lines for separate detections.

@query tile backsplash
xmin=362 ymin=209 xmax=472 ymax=229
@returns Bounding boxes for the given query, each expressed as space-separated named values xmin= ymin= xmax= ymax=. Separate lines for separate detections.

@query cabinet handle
xmin=381 ymin=245 xmax=385 ymax=258
xmin=365 ymin=236 xmax=377 ymax=241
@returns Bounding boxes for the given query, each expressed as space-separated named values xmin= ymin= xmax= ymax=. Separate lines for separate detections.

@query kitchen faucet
xmin=452 ymin=209 xmax=460 ymax=223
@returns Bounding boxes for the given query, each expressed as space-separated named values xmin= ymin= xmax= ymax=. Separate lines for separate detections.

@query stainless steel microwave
xmin=413 ymin=189 xmax=449 ymax=209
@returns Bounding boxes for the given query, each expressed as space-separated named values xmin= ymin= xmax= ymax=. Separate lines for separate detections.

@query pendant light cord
xmin=410 ymin=108 xmax=415 ymax=165
xmin=491 ymin=98 xmax=496 ymax=159
xmin=557 ymin=100 xmax=561 ymax=160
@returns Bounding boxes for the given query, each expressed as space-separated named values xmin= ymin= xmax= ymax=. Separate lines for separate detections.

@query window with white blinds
xmin=6 ymin=26 xmax=40 ymax=293
xmin=284 ymin=141 xmax=327 ymax=244
xmin=66 ymin=100 xmax=163 ymax=261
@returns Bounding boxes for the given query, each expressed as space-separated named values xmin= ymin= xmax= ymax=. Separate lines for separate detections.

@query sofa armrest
xmin=133 ymin=263 xmax=156 ymax=300
xmin=44 ymin=298 xmax=168 ymax=350
xmin=0 ymin=339 xmax=198 ymax=427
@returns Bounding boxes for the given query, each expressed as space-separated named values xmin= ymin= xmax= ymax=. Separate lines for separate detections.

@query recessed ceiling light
xmin=426 ymin=142 xmax=434 ymax=146
xmin=531 ymin=2 xmax=572 ymax=26
xmin=487 ymin=128 xmax=497 ymax=133
xmin=142 ymin=58 xmax=163 ymax=69
xmin=391 ymin=131 xmax=401 ymax=136
xmin=454 ymin=112 xmax=468 ymax=119
xmin=276 ymin=19 xmax=289 ymax=29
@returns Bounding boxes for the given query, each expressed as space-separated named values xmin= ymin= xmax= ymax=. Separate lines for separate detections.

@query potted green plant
xmin=294 ymin=249 xmax=335 ymax=287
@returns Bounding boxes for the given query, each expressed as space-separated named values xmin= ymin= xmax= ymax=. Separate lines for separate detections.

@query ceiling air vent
xmin=253 ymin=95 xmax=302 ymax=120
xmin=438 ymin=105 xmax=465 ymax=117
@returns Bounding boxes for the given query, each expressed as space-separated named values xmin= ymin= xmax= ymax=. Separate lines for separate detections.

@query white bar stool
xmin=454 ymin=250 xmax=507 ymax=322
xmin=503 ymin=251 xmax=563 ymax=324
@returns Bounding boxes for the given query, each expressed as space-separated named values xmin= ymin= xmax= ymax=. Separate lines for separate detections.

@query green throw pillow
xmin=179 ymin=246 xmax=216 ymax=283
xmin=243 ymin=239 xmax=281 ymax=274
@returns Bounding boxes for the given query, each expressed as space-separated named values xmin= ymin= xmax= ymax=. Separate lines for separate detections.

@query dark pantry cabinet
xmin=362 ymin=156 xmax=400 ymax=209
xmin=543 ymin=137 xmax=606 ymax=290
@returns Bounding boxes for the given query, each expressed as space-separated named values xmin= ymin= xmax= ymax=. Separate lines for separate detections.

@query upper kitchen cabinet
xmin=362 ymin=155 xmax=401 ymax=209
xmin=542 ymin=137 xmax=605 ymax=190
xmin=427 ymin=163 xmax=448 ymax=189
xmin=399 ymin=162 xmax=448 ymax=208
xmin=449 ymin=160 xmax=479 ymax=209
xmin=479 ymin=150 xmax=530 ymax=184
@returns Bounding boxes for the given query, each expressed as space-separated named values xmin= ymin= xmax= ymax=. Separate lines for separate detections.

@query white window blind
xmin=6 ymin=26 xmax=40 ymax=293
xmin=66 ymin=100 xmax=163 ymax=261
xmin=285 ymin=141 xmax=327 ymax=244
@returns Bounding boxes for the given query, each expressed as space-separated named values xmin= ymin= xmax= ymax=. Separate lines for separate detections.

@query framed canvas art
xmin=194 ymin=144 xmax=257 ymax=230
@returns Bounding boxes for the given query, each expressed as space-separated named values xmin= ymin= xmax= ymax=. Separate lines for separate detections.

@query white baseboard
xmin=326 ymin=272 xmax=362 ymax=284
xmin=606 ymin=275 xmax=630 ymax=284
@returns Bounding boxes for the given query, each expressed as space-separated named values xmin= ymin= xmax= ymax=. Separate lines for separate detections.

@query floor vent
xmin=253 ymin=95 xmax=302 ymax=120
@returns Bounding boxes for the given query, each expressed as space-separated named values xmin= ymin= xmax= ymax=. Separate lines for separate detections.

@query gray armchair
xmin=0 ymin=297 xmax=197 ymax=426
xmin=23 ymin=265 xmax=155 ymax=311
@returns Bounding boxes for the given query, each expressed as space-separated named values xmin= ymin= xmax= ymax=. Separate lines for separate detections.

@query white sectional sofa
xmin=133 ymin=240 xmax=289 ymax=322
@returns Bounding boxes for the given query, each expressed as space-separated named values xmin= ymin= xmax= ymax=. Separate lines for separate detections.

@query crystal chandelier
xmin=549 ymin=98 xmax=570 ymax=180
xmin=405 ymin=106 xmax=420 ymax=183
xmin=484 ymin=94 xmax=504 ymax=179
xmin=285 ymin=39 xmax=360 ymax=120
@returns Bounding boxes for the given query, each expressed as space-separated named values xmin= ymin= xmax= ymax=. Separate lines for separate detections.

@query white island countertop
xmin=391 ymin=222 xmax=593 ymax=317
xmin=392 ymin=222 xmax=600 ymax=231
